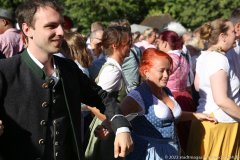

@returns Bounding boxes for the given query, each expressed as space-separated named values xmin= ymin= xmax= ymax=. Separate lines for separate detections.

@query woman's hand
xmin=194 ymin=113 xmax=218 ymax=123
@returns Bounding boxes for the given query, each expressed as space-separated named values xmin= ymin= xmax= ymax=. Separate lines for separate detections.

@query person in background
xmin=85 ymin=25 xmax=132 ymax=160
xmin=157 ymin=30 xmax=196 ymax=152
xmin=62 ymin=32 xmax=93 ymax=77
xmin=132 ymin=31 xmax=142 ymax=44
xmin=86 ymin=21 xmax=104 ymax=47
xmin=184 ymin=29 xmax=204 ymax=105
xmin=120 ymin=48 xmax=216 ymax=160
xmin=165 ymin=21 xmax=194 ymax=94
xmin=227 ymin=8 xmax=240 ymax=80
xmin=88 ymin=29 xmax=106 ymax=81
xmin=108 ymin=19 xmax=142 ymax=93
xmin=0 ymin=1 xmax=133 ymax=159
xmin=87 ymin=29 xmax=104 ymax=60
xmin=0 ymin=8 xmax=23 ymax=58
xmin=135 ymin=28 xmax=157 ymax=53
xmin=187 ymin=18 xmax=240 ymax=158
xmin=90 ymin=21 xmax=104 ymax=33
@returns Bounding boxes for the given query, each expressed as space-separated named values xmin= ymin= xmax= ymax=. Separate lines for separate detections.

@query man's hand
xmin=114 ymin=132 xmax=133 ymax=158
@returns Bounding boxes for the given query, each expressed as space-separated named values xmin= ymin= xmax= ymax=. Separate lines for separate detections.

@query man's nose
xmin=56 ymin=25 xmax=64 ymax=36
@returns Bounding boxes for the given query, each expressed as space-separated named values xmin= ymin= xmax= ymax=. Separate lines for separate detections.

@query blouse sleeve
xmin=97 ymin=64 xmax=122 ymax=92
xmin=208 ymin=52 xmax=229 ymax=76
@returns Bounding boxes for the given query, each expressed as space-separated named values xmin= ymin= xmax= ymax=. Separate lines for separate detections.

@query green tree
xmin=63 ymin=0 xmax=147 ymax=34
xmin=2 ymin=0 xmax=240 ymax=33
xmin=0 ymin=0 xmax=25 ymax=11
xmin=163 ymin=0 xmax=240 ymax=30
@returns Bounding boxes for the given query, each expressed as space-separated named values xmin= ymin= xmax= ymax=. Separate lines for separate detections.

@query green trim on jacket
xmin=21 ymin=50 xmax=46 ymax=79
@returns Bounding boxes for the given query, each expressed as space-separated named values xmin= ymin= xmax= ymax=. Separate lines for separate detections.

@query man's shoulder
xmin=0 ymin=54 xmax=21 ymax=64
xmin=54 ymin=55 xmax=81 ymax=72
xmin=0 ymin=54 xmax=22 ymax=74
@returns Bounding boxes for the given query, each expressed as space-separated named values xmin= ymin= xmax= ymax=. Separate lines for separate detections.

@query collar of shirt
xmin=4 ymin=28 xmax=18 ymax=34
xmin=106 ymin=57 xmax=122 ymax=71
xmin=106 ymin=57 xmax=130 ymax=92
xmin=27 ymin=48 xmax=59 ymax=85
xmin=167 ymin=49 xmax=182 ymax=56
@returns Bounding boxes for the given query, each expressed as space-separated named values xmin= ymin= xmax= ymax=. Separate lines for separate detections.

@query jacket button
xmin=40 ymin=120 xmax=47 ymax=126
xmin=53 ymin=98 xmax=56 ymax=104
xmin=41 ymin=102 xmax=48 ymax=108
xmin=49 ymin=78 xmax=55 ymax=87
xmin=42 ymin=83 xmax=48 ymax=89
xmin=55 ymin=131 xmax=59 ymax=135
xmin=54 ymin=141 xmax=59 ymax=146
xmin=53 ymin=120 xmax=57 ymax=125
xmin=38 ymin=139 xmax=45 ymax=145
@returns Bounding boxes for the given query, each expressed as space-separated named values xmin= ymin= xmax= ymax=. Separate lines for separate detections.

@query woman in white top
xmin=187 ymin=18 xmax=240 ymax=158
xmin=85 ymin=25 xmax=132 ymax=160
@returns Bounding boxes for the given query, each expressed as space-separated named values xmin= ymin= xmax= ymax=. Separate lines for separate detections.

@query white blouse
xmin=128 ymin=90 xmax=182 ymax=120
xmin=97 ymin=57 xmax=128 ymax=92
xmin=196 ymin=51 xmax=240 ymax=122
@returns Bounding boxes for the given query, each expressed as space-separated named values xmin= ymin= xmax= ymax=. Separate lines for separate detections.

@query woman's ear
xmin=219 ymin=32 xmax=226 ymax=43
xmin=144 ymin=69 xmax=150 ymax=79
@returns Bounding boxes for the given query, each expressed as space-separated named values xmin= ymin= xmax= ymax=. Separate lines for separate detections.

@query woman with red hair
xmin=120 ymin=48 xmax=215 ymax=160
xmin=157 ymin=30 xmax=196 ymax=152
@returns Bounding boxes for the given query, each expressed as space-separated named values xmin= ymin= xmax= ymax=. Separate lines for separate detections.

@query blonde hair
xmin=63 ymin=32 xmax=93 ymax=67
xmin=143 ymin=28 xmax=154 ymax=39
xmin=199 ymin=18 xmax=229 ymax=46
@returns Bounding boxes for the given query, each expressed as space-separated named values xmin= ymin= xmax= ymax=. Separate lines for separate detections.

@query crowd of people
xmin=0 ymin=0 xmax=240 ymax=160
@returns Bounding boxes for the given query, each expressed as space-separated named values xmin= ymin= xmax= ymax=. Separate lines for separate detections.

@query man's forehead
xmin=34 ymin=6 xmax=63 ymax=21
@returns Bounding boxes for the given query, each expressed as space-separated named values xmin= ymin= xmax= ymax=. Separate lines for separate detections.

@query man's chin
xmin=49 ymin=48 xmax=61 ymax=54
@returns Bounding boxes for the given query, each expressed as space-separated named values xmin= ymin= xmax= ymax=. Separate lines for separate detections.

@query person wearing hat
xmin=0 ymin=8 xmax=23 ymax=58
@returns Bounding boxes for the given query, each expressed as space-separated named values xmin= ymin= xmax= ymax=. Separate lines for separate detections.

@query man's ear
xmin=22 ymin=23 xmax=33 ymax=39
xmin=2 ymin=19 xmax=8 ymax=26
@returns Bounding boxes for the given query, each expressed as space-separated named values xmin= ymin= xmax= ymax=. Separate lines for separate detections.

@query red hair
xmin=159 ymin=30 xmax=183 ymax=50
xmin=139 ymin=48 xmax=173 ymax=78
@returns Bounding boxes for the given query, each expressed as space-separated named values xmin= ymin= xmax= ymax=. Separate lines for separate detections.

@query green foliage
xmin=63 ymin=0 xmax=147 ymax=34
xmin=163 ymin=0 xmax=240 ymax=30
xmin=0 ymin=0 xmax=25 ymax=10
xmin=1 ymin=0 xmax=240 ymax=33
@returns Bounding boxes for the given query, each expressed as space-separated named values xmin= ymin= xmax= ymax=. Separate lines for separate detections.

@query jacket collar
xmin=21 ymin=49 xmax=46 ymax=79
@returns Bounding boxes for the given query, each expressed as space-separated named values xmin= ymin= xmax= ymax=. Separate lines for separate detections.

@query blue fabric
xmin=122 ymin=46 xmax=142 ymax=91
xmin=126 ymin=82 xmax=180 ymax=160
